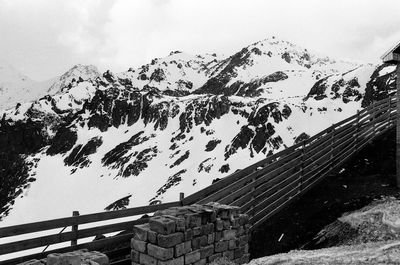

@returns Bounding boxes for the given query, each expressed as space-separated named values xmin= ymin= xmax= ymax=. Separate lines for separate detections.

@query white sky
xmin=1 ymin=0 xmax=400 ymax=81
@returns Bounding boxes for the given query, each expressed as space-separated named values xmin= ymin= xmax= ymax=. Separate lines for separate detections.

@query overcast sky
xmin=1 ymin=0 xmax=400 ymax=81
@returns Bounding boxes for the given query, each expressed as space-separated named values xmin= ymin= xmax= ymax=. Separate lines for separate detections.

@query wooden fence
xmin=183 ymin=96 xmax=397 ymax=228
xmin=0 ymin=95 xmax=397 ymax=264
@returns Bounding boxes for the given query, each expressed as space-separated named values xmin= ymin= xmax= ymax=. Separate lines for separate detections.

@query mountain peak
xmin=46 ymin=64 xmax=101 ymax=94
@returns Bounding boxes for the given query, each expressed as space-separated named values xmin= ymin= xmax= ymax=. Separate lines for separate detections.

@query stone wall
xmin=18 ymin=249 xmax=109 ymax=265
xmin=131 ymin=203 xmax=250 ymax=265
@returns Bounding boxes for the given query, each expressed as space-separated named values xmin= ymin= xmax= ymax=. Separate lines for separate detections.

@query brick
xmin=194 ymin=258 xmax=207 ymax=265
xmin=234 ymin=248 xmax=243 ymax=259
xmin=131 ymin=238 xmax=147 ymax=253
xmin=239 ymin=235 xmax=248 ymax=246
xmin=131 ymin=250 xmax=140 ymax=263
xmin=241 ymin=244 xmax=249 ymax=253
xmin=149 ymin=216 xmax=176 ymax=235
xmin=199 ymin=245 xmax=214 ymax=259
xmin=192 ymin=235 xmax=207 ymax=250
xmin=47 ymin=253 xmax=62 ymax=265
xmin=158 ymin=256 xmax=184 ymax=265
xmin=214 ymin=232 xmax=222 ymax=242
xmin=207 ymin=233 xmax=215 ymax=244
xmin=238 ymin=214 xmax=249 ymax=226
xmin=207 ymin=253 xmax=222 ymax=263
xmin=202 ymin=223 xmax=214 ymax=234
xmin=148 ymin=243 xmax=174 ymax=260
xmin=218 ymin=209 xmax=229 ymax=219
xmin=215 ymin=219 xmax=223 ymax=231
xmin=133 ymin=223 xmax=150 ymax=241
xmin=166 ymin=215 xmax=186 ymax=232
xmin=185 ymin=250 xmax=201 ymax=264
xmin=222 ymin=229 xmax=236 ymax=241
xmin=215 ymin=241 xmax=229 ymax=253
xmin=230 ymin=217 xmax=240 ymax=228
xmin=193 ymin=227 xmax=202 ymax=236
xmin=200 ymin=214 xmax=208 ymax=225
xmin=148 ymin=230 xmax=157 ymax=244
xmin=242 ymin=254 xmax=250 ymax=264
xmin=223 ymin=250 xmax=234 ymax=260
xmin=228 ymin=239 xmax=239 ymax=250
xmin=236 ymin=226 xmax=245 ymax=236
xmin=90 ymin=253 xmax=109 ymax=265
xmin=223 ymin=220 xmax=231 ymax=230
xmin=187 ymin=214 xmax=202 ymax=228
xmin=184 ymin=229 xmax=193 ymax=241
xmin=59 ymin=253 xmax=81 ymax=265
xmin=158 ymin=232 xmax=184 ymax=248
xmin=175 ymin=241 xmax=192 ymax=257
xmin=140 ymin=253 xmax=157 ymax=265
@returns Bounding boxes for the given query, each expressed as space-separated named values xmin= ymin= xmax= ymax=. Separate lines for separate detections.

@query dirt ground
xmin=250 ymin=128 xmax=400 ymax=259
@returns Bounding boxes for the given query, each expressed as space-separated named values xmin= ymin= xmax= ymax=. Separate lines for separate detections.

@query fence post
xmin=330 ymin=125 xmax=336 ymax=165
xmin=299 ymin=140 xmax=306 ymax=192
xmin=355 ymin=110 xmax=360 ymax=151
xmin=71 ymin=211 xmax=79 ymax=246
xmin=371 ymin=101 xmax=377 ymax=137
xmin=179 ymin=192 xmax=185 ymax=206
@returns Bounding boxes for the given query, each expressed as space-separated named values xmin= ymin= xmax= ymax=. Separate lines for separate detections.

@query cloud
xmin=1 ymin=0 xmax=400 ymax=80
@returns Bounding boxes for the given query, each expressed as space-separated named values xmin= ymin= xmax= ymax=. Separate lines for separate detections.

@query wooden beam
xmin=397 ymin=64 xmax=400 ymax=188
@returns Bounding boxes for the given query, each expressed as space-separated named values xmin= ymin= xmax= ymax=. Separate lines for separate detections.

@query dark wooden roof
xmin=381 ymin=42 xmax=400 ymax=63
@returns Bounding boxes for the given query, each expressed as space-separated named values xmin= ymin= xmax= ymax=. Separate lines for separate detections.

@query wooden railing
xmin=0 ymin=202 xmax=181 ymax=265
xmin=182 ymin=95 xmax=397 ymax=229
xmin=0 ymin=95 xmax=397 ymax=264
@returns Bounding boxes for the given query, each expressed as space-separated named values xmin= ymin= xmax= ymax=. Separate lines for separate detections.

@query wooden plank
xmin=0 ymin=219 xmax=146 ymax=255
xmin=0 ymin=202 xmax=179 ymax=238
xmin=302 ymin=146 xmax=332 ymax=175
xmin=230 ymin=166 xmax=301 ymax=211
xmin=219 ymin=155 xmax=302 ymax=205
xmin=245 ymin=174 xmax=301 ymax=218
xmin=304 ymin=131 xmax=333 ymax=156
xmin=333 ymin=114 xmax=357 ymax=128
xmin=334 ymin=125 xmax=356 ymax=143
xmin=248 ymin=179 xmax=301 ymax=225
xmin=306 ymin=125 xmax=335 ymax=144
xmin=0 ymin=233 xmax=133 ymax=265
xmin=240 ymin=171 xmax=301 ymax=214
xmin=333 ymin=132 xmax=356 ymax=154
xmin=110 ymin=258 xmax=131 ymax=265
xmin=250 ymin=184 xmax=301 ymax=230
xmin=196 ymin=149 xmax=303 ymax=204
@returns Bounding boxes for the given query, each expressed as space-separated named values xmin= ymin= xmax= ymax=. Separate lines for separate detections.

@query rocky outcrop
xmin=64 ymin=136 xmax=103 ymax=169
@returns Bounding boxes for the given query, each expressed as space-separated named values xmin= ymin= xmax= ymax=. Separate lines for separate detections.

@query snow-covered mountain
xmin=0 ymin=37 xmax=396 ymax=227
xmin=0 ymin=62 xmax=101 ymax=111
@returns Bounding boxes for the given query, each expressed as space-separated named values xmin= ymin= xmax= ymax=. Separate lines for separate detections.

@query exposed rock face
xmin=362 ymin=63 xmax=396 ymax=107
xmin=64 ymin=136 xmax=103 ymax=169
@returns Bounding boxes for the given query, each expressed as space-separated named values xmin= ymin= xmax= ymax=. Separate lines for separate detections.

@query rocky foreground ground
xmin=249 ymin=196 xmax=400 ymax=265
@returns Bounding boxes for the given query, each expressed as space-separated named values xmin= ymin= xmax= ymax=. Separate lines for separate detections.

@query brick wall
xmin=131 ymin=203 xmax=250 ymax=265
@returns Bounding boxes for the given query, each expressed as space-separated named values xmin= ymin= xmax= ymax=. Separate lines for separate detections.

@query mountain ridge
xmin=0 ymin=37 xmax=396 ymax=227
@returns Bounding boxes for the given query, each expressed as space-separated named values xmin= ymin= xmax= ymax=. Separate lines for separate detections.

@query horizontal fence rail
xmin=0 ymin=95 xmax=397 ymax=264
xmin=0 ymin=201 xmax=181 ymax=265
xmin=183 ymin=95 xmax=397 ymax=229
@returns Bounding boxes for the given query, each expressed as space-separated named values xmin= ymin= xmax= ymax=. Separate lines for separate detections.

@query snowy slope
xmin=0 ymin=37 xmax=397 ymax=228
xmin=0 ymin=63 xmax=100 ymax=111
